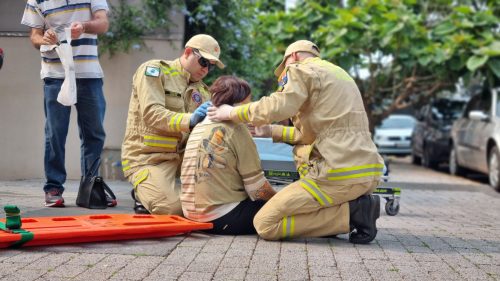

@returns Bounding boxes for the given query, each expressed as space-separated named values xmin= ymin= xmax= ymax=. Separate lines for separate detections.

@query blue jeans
xmin=43 ymin=78 xmax=106 ymax=193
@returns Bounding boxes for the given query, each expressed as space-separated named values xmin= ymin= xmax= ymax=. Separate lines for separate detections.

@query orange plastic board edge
xmin=0 ymin=214 xmax=212 ymax=248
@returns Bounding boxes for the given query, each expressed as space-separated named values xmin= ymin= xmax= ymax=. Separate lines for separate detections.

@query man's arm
xmin=29 ymin=28 xmax=58 ymax=50
xmin=70 ymin=10 xmax=109 ymax=39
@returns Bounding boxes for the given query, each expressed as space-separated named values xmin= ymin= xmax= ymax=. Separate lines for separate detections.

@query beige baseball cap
xmin=185 ymin=34 xmax=225 ymax=69
xmin=274 ymin=40 xmax=320 ymax=77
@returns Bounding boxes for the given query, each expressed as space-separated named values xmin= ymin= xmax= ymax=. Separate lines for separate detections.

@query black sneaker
xmin=44 ymin=188 xmax=65 ymax=207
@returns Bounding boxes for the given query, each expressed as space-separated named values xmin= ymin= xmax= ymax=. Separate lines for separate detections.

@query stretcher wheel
xmin=385 ymin=200 xmax=399 ymax=216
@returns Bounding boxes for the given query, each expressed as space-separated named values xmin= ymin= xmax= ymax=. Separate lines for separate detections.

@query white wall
xmin=0 ymin=33 xmax=184 ymax=180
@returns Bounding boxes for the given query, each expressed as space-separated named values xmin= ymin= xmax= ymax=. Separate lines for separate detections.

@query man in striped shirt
xmin=21 ymin=0 xmax=109 ymax=207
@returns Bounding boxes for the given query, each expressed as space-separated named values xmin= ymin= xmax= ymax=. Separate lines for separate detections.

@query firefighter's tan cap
xmin=274 ymin=40 xmax=320 ymax=77
xmin=185 ymin=34 xmax=225 ymax=69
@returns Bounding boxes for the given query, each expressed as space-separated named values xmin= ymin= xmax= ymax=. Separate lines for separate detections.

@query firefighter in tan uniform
xmin=208 ymin=40 xmax=383 ymax=244
xmin=121 ymin=34 xmax=224 ymax=215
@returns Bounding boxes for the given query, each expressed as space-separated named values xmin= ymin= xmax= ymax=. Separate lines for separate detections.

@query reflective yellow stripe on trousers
xmin=297 ymin=163 xmax=309 ymax=178
xmin=282 ymin=215 xmax=295 ymax=239
xmin=144 ymin=135 xmax=178 ymax=151
xmin=133 ymin=169 xmax=149 ymax=188
xmin=328 ymin=164 xmax=384 ymax=181
xmin=299 ymin=179 xmax=333 ymax=206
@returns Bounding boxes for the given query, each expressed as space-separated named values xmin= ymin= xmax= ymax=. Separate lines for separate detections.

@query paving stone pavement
xmin=1 ymin=158 xmax=499 ymax=280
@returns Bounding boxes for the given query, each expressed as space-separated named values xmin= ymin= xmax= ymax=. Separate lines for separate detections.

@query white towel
xmin=56 ymin=28 xmax=77 ymax=106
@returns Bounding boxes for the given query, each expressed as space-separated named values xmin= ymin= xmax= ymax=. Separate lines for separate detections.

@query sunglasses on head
xmin=193 ymin=49 xmax=216 ymax=72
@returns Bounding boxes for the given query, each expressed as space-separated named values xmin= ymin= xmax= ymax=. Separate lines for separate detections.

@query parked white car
xmin=449 ymin=88 xmax=500 ymax=191
xmin=374 ymin=115 xmax=417 ymax=156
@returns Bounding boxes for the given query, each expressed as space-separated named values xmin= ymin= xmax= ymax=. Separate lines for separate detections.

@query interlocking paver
xmin=0 ymin=158 xmax=499 ymax=280
xmin=212 ymin=267 xmax=247 ymax=281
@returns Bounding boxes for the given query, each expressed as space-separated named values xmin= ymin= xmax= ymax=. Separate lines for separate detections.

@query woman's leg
xmin=206 ymin=198 xmax=266 ymax=235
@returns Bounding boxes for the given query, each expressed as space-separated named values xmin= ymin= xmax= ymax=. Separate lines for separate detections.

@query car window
xmin=478 ymin=90 xmax=492 ymax=113
xmin=432 ymin=100 xmax=466 ymax=123
xmin=380 ymin=117 xmax=415 ymax=129
xmin=463 ymin=95 xmax=482 ymax=117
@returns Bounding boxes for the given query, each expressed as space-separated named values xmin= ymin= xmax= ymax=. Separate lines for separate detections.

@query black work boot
xmin=348 ymin=195 xmax=380 ymax=244
xmin=131 ymin=190 xmax=150 ymax=214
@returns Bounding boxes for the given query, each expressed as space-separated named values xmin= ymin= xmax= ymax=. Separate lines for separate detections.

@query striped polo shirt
xmin=21 ymin=0 xmax=108 ymax=79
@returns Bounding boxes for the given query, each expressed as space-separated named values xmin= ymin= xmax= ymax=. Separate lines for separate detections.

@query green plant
xmin=99 ymin=0 xmax=183 ymax=57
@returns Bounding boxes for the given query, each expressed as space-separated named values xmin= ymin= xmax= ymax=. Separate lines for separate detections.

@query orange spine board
xmin=0 ymin=214 xmax=212 ymax=248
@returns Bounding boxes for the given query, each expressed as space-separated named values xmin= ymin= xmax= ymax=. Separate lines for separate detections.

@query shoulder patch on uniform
xmin=192 ymin=92 xmax=202 ymax=106
xmin=277 ymin=71 xmax=288 ymax=92
xmin=145 ymin=66 xmax=160 ymax=77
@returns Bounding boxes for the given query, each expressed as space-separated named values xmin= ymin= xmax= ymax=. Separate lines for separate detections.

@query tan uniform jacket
xmin=230 ymin=57 xmax=384 ymax=185
xmin=121 ymin=59 xmax=210 ymax=177
xmin=180 ymin=119 xmax=267 ymax=222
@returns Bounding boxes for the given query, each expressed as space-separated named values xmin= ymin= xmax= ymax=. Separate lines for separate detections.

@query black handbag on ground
xmin=76 ymin=158 xmax=117 ymax=209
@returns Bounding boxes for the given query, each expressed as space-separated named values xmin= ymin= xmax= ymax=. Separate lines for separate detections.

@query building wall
xmin=0 ymin=1 xmax=185 ymax=180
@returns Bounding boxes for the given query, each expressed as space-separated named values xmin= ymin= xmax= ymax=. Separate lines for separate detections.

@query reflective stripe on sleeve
xmin=281 ymin=127 xmax=295 ymax=143
xmin=297 ymin=163 xmax=309 ymax=178
xmin=281 ymin=215 xmax=295 ymax=239
xmin=299 ymin=179 xmax=333 ymax=206
xmin=122 ymin=160 xmax=130 ymax=172
xmin=328 ymin=164 xmax=384 ymax=181
xmin=236 ymin=104 xmax=250 ymax=122
xmin=143 ymin=135 xmax=178 ymax=151
xmin=168 ymin=113 xmax=185 ymax=131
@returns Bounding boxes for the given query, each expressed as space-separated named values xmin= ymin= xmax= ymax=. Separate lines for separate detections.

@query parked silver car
xmin=374 ymin=114 xmax=416 ymax=156
xmin=449 ymin=88 xmax=500 ymax=191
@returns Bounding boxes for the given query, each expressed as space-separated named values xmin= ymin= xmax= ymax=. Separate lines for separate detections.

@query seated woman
xmin=180 ymin=76 xmax=276 ymax=235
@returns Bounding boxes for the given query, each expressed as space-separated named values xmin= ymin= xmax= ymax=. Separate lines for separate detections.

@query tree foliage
xmin=99 ymin=0 xmax=499 ymax=127
xmin=255 ymin=0 xmax=500 ymax=127
xmin=183 ymin=0 xmax=284 ymax=95
xmin=99 ymin=0 xmax=183 ymax=56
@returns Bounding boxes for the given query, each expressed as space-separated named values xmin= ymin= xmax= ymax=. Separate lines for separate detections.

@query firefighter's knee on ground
xmin=253 ymin=211 xmax=280 ymax=241
xmin=148 ymin=199 xmax=182 ymax=215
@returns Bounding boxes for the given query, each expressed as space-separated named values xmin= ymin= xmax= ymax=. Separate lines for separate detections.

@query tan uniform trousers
xmin=127 ymin=160 xmax=182 ymax=215
xmin=253 ymin=179 xmax=378 ymax=240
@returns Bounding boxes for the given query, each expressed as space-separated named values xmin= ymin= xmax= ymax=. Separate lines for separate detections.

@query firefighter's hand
xmin=190 ymin=101 xmax=212 ymax=128
xmin=207 ymin=104 xmax=233 ymax=122
xmin=42 ymin=29 xmax=58 ymax=45
xmin=70 ymin=22 xmax=85 ymax=39
xmin=253 ymin=124 xmax=272 ymax=138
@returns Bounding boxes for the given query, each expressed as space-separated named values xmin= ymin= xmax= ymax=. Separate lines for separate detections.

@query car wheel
xmin=488 ymin=146 xmax=500 ymax=192
xmin=449 ymin=146 xmax=465 ymax=176
xmin=422 ymin=145 xmax=438 ymax=169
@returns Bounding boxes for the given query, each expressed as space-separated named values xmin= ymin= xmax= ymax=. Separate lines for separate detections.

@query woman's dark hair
xmin=210 ymin=75 xmax=251 ymax=107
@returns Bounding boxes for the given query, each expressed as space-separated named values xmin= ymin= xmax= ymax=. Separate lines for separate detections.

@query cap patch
xmin=145 ymin=66 xmax=160 ymax=77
